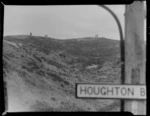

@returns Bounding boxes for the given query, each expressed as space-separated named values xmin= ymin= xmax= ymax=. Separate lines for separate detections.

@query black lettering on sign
xmin=140 ymin=87 xmax=146 ymax=96
xmin=115 ymin=87 xmax=120 ymax=95
xmin=127 ymin=87 xmax=134 ymax=96
xmin=88 ymin=87 xmax=93 ymax=95
xmin=101 ymin=87 xmax=106 ymax=95
xmin=80 ymin=86 xmax=87 ymax=95
xmin=107 ymin=87 xmax=114 ymax=95
xmin=121 ymin=87 xmax=127 ymax=96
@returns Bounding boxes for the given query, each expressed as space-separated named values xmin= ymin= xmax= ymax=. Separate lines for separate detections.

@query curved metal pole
xmin=98 ymin=5 xmax=124 ymax=83
xmin=99 ymin=5 xmax=124 ymax=43
xmin=98 ymin=5 xmax=125 ymax=111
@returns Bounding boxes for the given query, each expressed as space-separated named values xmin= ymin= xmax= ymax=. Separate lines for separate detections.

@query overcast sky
xmin=4 ymin=4 xmax=146 ymax=40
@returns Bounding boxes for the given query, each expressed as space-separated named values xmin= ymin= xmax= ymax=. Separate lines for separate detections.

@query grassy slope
xmin=3 ymin=35 xmax=121 ymax=111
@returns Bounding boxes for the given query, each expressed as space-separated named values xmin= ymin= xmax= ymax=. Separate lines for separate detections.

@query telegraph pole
xmin=124 ymin=1 xmax=146 ymax=115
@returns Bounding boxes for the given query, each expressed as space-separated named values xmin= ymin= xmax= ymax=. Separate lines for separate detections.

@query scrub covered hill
xmin=3 ymin=35 xmax=121 ymax=112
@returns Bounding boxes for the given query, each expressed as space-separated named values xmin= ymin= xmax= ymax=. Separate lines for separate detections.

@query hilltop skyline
xmin=4 ymin=5 xmax=146 ymax=40
xmin=4 ymin=5 xmax=125 ymax=40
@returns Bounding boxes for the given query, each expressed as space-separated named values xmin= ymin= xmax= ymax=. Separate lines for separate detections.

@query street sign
xmin=76 ymin=84 xmax=146 ymax=99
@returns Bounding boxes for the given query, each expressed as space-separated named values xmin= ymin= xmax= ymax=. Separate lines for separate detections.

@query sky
xmin=4 ymin=4 xmax=146 ymax=40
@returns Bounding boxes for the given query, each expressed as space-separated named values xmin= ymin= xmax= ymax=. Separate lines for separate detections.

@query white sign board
xmin=76 ymin=84 xmax=146 ymax=99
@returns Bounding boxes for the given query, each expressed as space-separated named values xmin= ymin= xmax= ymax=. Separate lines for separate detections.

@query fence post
xmin=124 ymin=1 xmax=146 ymax=115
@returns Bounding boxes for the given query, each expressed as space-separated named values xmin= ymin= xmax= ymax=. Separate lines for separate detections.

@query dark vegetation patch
xmin=36 ymin=70 xmax=46 ymax=76
xmin=47 ymin=72 xmax=70 ymax=86
xmin=51 ymin=97 xmax=56 ymax=101
xmin=22 ymin=59 xmax=41 ymax=72
xmin=63 ymin=88 xmax=74 ymax=96
xmin=33 ymin=55 xmax=42 ymax=63
xmin=27 ymin=60 xmax=39 ymax=69
xmin=47 ymin=60 xmax=64 ymax=68
xmin=17 ymin=69 xmax=54 ymax=90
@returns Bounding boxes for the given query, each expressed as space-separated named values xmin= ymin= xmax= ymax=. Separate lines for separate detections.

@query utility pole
xmin=124 ymin=1 xmax=146 ymax=115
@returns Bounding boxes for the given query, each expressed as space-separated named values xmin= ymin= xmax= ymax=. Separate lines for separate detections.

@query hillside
xmin=3 ymin=35 xmax=121 ymax=112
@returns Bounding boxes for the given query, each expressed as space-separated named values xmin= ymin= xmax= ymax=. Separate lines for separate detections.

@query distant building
xmin=30 ymin=32 xmax=32 ymax=36
xmin=95 ymin=34 xmax=98 ymax=39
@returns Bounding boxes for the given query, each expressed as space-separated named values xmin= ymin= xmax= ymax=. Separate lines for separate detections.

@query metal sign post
xmin=98 ymin=5 xmax=125 ymax=111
